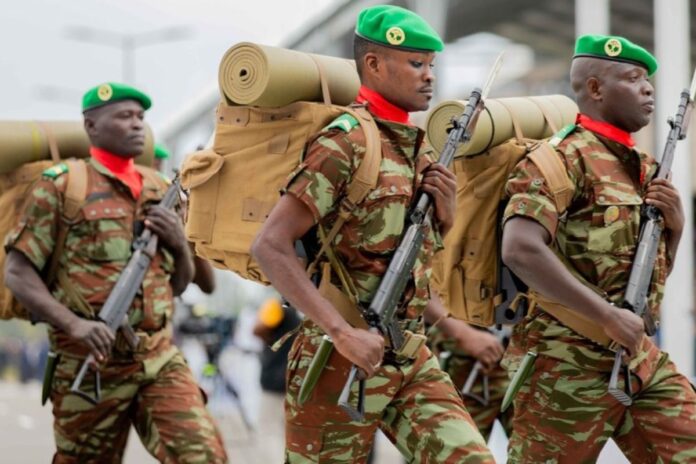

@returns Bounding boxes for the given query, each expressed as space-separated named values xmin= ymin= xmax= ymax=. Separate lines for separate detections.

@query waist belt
xmin=113 ymin=324 xmax=171 ymax=354
xmin=527 ymin=291 xmax=618 ymax=350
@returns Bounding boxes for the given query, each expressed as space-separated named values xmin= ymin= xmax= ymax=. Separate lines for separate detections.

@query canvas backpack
xmin=432 ymin=116 xmax=576 ymax=328
xmin=181 ymin=97 xmax=382 ymax=285
xmin=0 ymin=158 xmax=89 ymax=320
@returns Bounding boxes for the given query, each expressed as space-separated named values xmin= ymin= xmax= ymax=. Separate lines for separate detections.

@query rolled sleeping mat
xmin=0 ymin=121 xmax=155 ymax=174
xmin=426 ymin=95 xmax=578 ymax=157
xmin=218 ymin=42 xmax=360 ymax=107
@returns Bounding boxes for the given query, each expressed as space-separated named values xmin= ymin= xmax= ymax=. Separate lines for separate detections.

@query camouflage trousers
xmin=439 ymin=352 xmax=512 ymax=440
xmin=507 ymin=339 xmax=696 ymax=463
xmin=285 ymin=327 xmax=493 ymax=463
xmin=49 ymin=345 xmax=227 ymax=463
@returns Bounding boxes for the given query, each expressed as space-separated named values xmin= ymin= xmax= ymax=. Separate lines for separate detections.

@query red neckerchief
xmin=90 ymin=146 xmax=143 ymax=199
xmin=356 ymin=85 xmax=410 ymax=125
xmin=576 ymin=113 xmax=635 ymax=148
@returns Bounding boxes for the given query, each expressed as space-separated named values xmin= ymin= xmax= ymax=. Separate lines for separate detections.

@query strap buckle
xmin=392 ymin=330 xmax=426 ymax=359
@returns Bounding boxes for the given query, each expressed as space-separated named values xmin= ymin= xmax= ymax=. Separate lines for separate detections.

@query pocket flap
xmin=180 ymin=149 xmax=224 ymax=189
xmin=593 ymin=182 xmax=642 ymax=206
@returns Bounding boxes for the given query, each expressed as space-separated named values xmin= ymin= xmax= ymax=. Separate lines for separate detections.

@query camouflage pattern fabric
xmin=285 ymin=116 xmax=442 ymax=320
xmin=285 ymin=322 xmax=493 ymax=463
xmin=283 ymin=116 xmax=492 ymax=462
xmin=51 ymin=348 xmax=227 ymax=463
xmin=502 ymin=124 xmax=696 ymax=461
xmin=6 ymin=158 xmax=227 ymax=463
xmin=429 ymin=328 xmax=512 ymax=440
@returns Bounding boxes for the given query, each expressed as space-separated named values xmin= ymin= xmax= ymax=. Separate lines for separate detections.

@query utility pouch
xmin=501 ymin=351 xmax=537 ymax=413
xmin=41 ymin=350 xmax=60 ymax=406
xmin=392 ymin=330 xmax=427 ymax=359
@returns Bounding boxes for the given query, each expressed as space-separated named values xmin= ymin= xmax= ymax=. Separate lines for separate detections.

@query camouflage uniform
xmin=428 ymin=327 xmax=512 ymax=440
xmin=283 ymin=115 xmax=493 ymax=463
xmin=503 ymin=124 xmax=696 ymax=463
xmin=6 ymin=158 xmax=227 ymax=463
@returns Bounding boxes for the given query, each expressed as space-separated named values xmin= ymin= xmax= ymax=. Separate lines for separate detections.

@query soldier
xmin=427 ymin=322 xmax=511 ymax=441
xmin=4 ymin=82 xmax=227 ymax=463
xmin=501 ymin=35 xmax=696 ymax=462
xmin=252 ymin=5 xmax=493 ymax=463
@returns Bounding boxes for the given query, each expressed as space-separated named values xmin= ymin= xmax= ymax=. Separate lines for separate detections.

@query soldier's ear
xmin=587 ymin=77 xmax=603 ymax=102
xmin=364 ymin=52 xmax=381 ymax=77
xmin=83 ymin=115 xmax=98 ymax=138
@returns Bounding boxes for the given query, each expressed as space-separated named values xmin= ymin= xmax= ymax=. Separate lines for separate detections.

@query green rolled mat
xmin=0 ymin=121 xmax=155 ymax=174
xmin=426 ymin=95 xmax=578 ymax=157
xmin=218 ymin=42 xmax=360 ymax=107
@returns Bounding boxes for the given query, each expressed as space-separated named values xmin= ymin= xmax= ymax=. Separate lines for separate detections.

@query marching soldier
xmin=501 ymin=35 xmax=696 ymax=462
xmin=4 ymin=83 xmax=227 ymax=463
xmin=253 ymin=5 xmax=493 ymax=463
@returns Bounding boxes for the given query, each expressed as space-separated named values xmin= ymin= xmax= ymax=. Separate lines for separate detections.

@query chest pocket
xmin=587 ymin=181 xmax=642 ymax=254
xmin=74 ymin=202 xmax=133 ymax=262
xmin=358 ymin=174 xmax=413 ymax=253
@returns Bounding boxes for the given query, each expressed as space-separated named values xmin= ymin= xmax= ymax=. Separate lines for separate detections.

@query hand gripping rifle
xmin=332 ymin=54 xmax=504 ymax=421
xmin=608 ymin=70 xmax=696 ymax=406
xmin=70 ymin=174 xmax=182 ymax=404
xmin=460 ymin=325 xmax=511 ymax=407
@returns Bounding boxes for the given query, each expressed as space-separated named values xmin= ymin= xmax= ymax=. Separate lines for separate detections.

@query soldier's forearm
xmin=169 ymin=243 xmax=194 ymax=296
xmin=665 ymin=228 xmax=682 ymax=275
xmin=502 ymin=218 xmax=614 ymax=324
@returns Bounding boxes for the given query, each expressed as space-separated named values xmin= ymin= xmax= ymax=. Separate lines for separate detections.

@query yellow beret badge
xmin=604 ymin=38 xmax=622 ymax=57
xmin=386 ymin=26 xmax=405 ymax=45
xmin=97 ymin=84 xmax=113 ymax=102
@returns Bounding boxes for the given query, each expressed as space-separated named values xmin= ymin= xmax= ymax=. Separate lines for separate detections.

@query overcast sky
xmin=0 ymin=0 xmax=338 ymax=125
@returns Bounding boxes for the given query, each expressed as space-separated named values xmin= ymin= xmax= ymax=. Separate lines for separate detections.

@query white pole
xmin=575 ymin=0 xmax=610 ymax=36
xmin=655 ymin=0 xmax=694 ymax=377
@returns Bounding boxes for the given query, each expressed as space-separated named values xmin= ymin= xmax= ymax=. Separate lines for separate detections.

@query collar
xmin=89 ymin=146 xmax=142 ymax=199
xmin=356 ymin=85 xmax=410 ymax=125
xmin=576 ymin=113 xmax=635 ymax=148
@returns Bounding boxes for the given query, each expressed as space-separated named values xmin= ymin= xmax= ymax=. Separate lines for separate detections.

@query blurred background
xmin=0 ymin=0 xmax=694 ymax=462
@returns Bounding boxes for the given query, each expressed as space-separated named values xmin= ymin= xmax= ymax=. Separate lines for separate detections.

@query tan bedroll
xmin=0 ymin=121 xmax=155 ymax=173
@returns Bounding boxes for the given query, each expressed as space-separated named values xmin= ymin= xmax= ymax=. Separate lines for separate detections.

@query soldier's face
xmin=599 ymin=63 xmax=654 ymax=133
xmin=84 ymin=100 xmax=146 ymax=157
xmin=376 ymin=49 xmax=436 ymax=112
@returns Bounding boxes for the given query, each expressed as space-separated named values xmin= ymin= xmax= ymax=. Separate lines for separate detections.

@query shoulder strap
xmin=527 ymin=143 xmax=575 ymax=215
xmin=45 ymin=159 xmax=88 ymax=286
xmin=308 ymin=106 xmax=382 ymax=276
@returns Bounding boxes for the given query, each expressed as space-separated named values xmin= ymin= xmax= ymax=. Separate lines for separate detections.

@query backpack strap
xmin=45 ymin=159 xmax=88 ymax=287
xmin=307 ymin=106 xmax=382 ymax=277
xmin=527 ymin=143 xmax=575 ymax=215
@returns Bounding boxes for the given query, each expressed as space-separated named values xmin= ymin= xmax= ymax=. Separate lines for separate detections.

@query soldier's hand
xmin=456 ymin=329 xmax=505 ymax=373
xmin=421 ymin=164 xmax=457 ymax=236
xmin=145 ymin=205 xmax=188 ymax=254
xmin=333 ymin=326 xmax=385 ymax=378
xmin=602 ymin=307 xmax=645 ymax=357
xmin=67 ymin=319 xmax=115 ymax=362
xmin=645 ymin=178 xmax=684 ymax=234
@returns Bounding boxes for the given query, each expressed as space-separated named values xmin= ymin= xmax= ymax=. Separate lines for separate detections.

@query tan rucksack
xmin=0 ymin=159 xmax=88 ymax=320
xmin=432 ymin=125 xmax=575 ymax=328
xmin=182 ymin=100 xmax=382 ymax=284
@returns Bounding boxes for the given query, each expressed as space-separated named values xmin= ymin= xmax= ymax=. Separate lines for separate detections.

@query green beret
xmin=356 ymin=5 xmax=444 ymax=52
xmin=82 ymin=82 xmax=152 ymax=112
xmin=154 ymin=143 xmax=170 ymax=160
xmin=573 ymin=35 xmax=658 ymax=77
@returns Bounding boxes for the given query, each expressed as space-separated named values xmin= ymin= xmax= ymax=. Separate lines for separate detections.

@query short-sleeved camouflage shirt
xmin=6 ymin=158 xmax=175 ymax=356
xmin=285 ymin=115 xmax=442 ymax=323
xmin=503 ymin=125 xmax=667 ymax=367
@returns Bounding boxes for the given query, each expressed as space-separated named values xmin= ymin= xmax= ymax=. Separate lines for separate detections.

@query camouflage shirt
xmin=503 ymin=125 xmax=667 ymax=369
xmin=285 ymin=115 xmax=443 ymax=323
xmin=6 ymin=158 xmax=175 ymax=356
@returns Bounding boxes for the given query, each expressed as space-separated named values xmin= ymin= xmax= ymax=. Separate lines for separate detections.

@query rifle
xmin=333 ymin=54 xmax=504 ymax=421
xmin=460 ymin=325 xmax=511 ymax=407
xmin=70 ymin=174 xmax=182 ymax=404
xmin=608 ymin=70 xmax=696 ymax=406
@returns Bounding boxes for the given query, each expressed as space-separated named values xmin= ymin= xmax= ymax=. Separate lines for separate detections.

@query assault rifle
xmin=70 ymin=174 xmax=182 ymax=404
xmin=608 ymin=70 xmax=696 ymax=406
xmin=460 ymin=325 xmax=511 ymax=407
xmin=333 ymin=54 xmax=504 ymax=421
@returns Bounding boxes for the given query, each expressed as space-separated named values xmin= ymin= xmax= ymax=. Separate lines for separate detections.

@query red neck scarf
xmin=356 ymin=85 xmax=410 ymax=125
xmin=576 ymin=114 xmax=635 ymax=148
xmin=90 ymin=147 xmax=143 ymax=199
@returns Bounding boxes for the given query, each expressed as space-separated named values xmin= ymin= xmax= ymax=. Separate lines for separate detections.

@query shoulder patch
xmin=323 ymin=114 xmax=359 ymax=133
xmin=548 ymin=124 xmax=577 ymax=147
xmin=42 ymin=162 xmax=68 ymax=179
